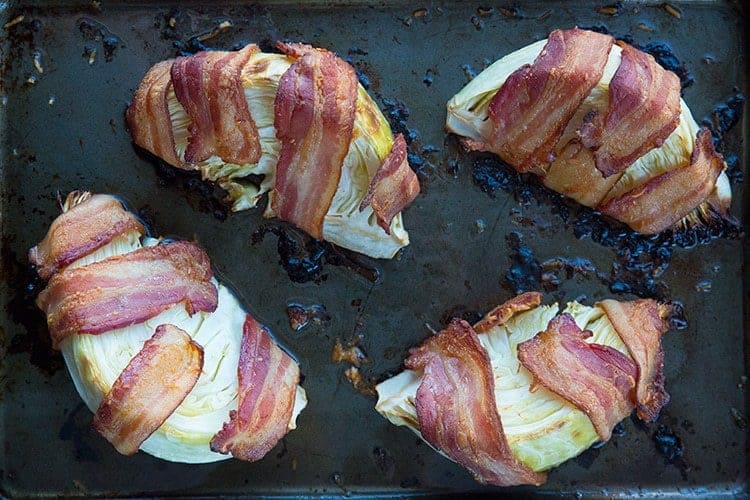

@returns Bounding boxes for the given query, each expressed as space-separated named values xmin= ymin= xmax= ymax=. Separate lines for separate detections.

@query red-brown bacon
xmin=473 ymin=291 xmax=542 ymax=333
xmin=36 ymin=241 xmax=218 ymax=348
xmin=171 ymin=44 xmax=262 ymax=165
xmin=405 ymin=319 xmax=546 ymax=487
xmin=579 ymin=43 xmax=681 ymax=177
xmin=126 ymin=59 xmax=184 ymax=168
xmin=598 ymin=299 xmax=671 ymax=422
xmin=271 ymin=42 xmax=358 ymax=239
xmin=93 ymin=324 xmax=203 ymax=455
xmin=467 ymin=28 xmax=613 ymax=172
xmin=598 ymin=128 xmax=725 ymax=234
xmin=29 ymin=193 xmax=144 ymax=280
xmin=359 ymin=134 xmax=420 ymax=234
xmin=517 ymin=313 xmax=637 ymax=441
xmin=210 ymin=314 xmax=300 ymax=461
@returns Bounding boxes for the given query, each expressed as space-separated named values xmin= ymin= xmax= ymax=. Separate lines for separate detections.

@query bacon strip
xmin=171 ymin=45 xmax=262 ymax=165
xmin=126 ymin=59 xmax=184 ymax=168
xmin=580 ymin=42 xmax=681 ymax=177
xmin=517 ymin=314 xmax=636 ymax=441
xmin=473 ymin=291 xmax=542 ymax=333
xmin=467 ymin=28 xmax=613 ymax=172
xmin=93 ymin=324 xmax=203 ymax=455
xmin=271 ymin=43 xmax=358 ymax=239
xmin=598 ymin=128 xmax=725 ymax=234
xmin=358 ymin=134 xmax=420 ymax=234
xmin=210 ymin=315 xmax=300 ymax=461
xmin=29 ymin=193 xmax=144 ymax=280
xmin=598 ymin=299 xmax=671 ymax=422
xmin=405 ymin=319 xmax=546 ymax=486
xmin=36 ymin=241 xmax=218 ymax=348
xmin=542 ymin=141 xmax=623 ymax=208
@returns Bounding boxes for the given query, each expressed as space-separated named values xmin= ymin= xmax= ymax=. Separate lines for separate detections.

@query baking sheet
xmin=0 ymin=1 xmax=747 ymax=496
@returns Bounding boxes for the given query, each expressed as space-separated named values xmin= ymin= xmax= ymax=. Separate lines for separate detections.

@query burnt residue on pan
xmin=0 ymin=14 xmax=44 ymax=93
xmin=1 ymin=243 xmax=62 ymax=376
xmin=77 ymin=17 xmax=123 ymax=63
xmin=250 ymin=224 xmax=382 ymax=284
xmin=286 ymin=302 xmax=331 ymax=332
xmin=469 ymin=153 xmax=738 ymax=299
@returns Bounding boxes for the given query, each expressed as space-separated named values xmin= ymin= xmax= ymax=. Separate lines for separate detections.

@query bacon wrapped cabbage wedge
xmin=375 ymin=292 xmax=673 ymax=487
xmin=127 ymin=43 xmax=419 ymax=259
xmin=446 ymin=28 xmax=731 ymax=234
xmin=31 ymin=191 xmax=307 ymax=463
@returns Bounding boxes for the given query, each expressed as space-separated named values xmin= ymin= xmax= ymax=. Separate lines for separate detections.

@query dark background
xmin=0 ymin=1 xmax=746 ymax=496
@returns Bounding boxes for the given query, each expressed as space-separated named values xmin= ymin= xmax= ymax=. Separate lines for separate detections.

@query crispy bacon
xmin=598 ymin=128 xmax=725 ymax=234
xmin=29 ymin=193 xmax=144 ymax=280
xmin=542 ymin=141 xmax=623 ymax=208
xmin=210 ymin=315 xmax=300 ymax=461
xmin=359 ymin=134 xmax=420 ymax=234
xmin=598 ymin=299 xmax=671 ymax=422
xmin=517 ymin=314 xmax=637 ymax=441
xmin=405 ymin=319 xmax=546 ymax=486
xmin=93 ymin=324 xmax=203 ymax=455
xmin=36 ymin=241 xmax=218 ymax=348
xmin=467 ymin=28 xmax=613 ymax=172
xmin=126 ymin=59 xmax=184 ymax=168
xmin=271 ymin=42 xmax=358 ymax=239
xmin=171 ymin=44 xmax=262 ymax=165
xmin=580 ymin=42 xmax=681 ymax=177
xmin=473 ymin=291 xmax=542 ymax=333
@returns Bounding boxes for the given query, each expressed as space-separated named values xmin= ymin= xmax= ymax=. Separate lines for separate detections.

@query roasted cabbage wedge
xmin=32 ymin=192 xmax=306 ymax=463
xmin=376 ymin=292 xmax=672 ymax=486
xmin=130 ymin=45 xmax=418 ymax=259
xmin=446 ymin=29 xmax=732 ymax=234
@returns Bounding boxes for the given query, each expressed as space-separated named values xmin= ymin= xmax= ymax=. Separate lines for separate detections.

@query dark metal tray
xmin=1 ymin=1 xmax=746 ymax=496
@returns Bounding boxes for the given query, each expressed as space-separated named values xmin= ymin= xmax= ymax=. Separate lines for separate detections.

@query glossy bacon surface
xmin=473 ymin=291 xmax=542 ymax=333
xmin=580 ymin=42 xmax=681 ymax=177
xmin=598 ymin=299 xmax=671 ymax=422
xmin=171 ymin=44 xmax=261 ymax=165
xmin=475 ymin=28 xmax=613 ymax=172
xmin=517 ymin=313 xmax=637 ymax=441
xmin=126 ymin=59 xmax=184 ymax=168
xmin=36 ymin=241 xmax=218 ymax=348
xmin=93 ymin=324 xmax=204 ymax=455
xmin=598 ymin=128 xmax=725 ymax=233
xmin=29 ymin=193 xmax=144 ymax=280
xmin=271 ymin=42 xmax=358 ymax=239
xmin=405 ymin=319 xmax=546 ymax=487
xmin=359 ymin=134 xmax=420 ymax=234
xmin=210 ymin=315 xmax=300 ymax=461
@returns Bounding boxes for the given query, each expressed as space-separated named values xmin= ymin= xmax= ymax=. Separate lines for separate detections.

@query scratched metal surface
xmin=0 ymin=1 xmax=747 ymax=497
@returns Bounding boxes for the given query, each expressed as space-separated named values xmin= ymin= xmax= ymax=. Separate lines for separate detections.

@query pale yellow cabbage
xmin=375 ymin=301 xmax=632 ymax=472
xmin=60 ymin=231 xmax=307 ymax=463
